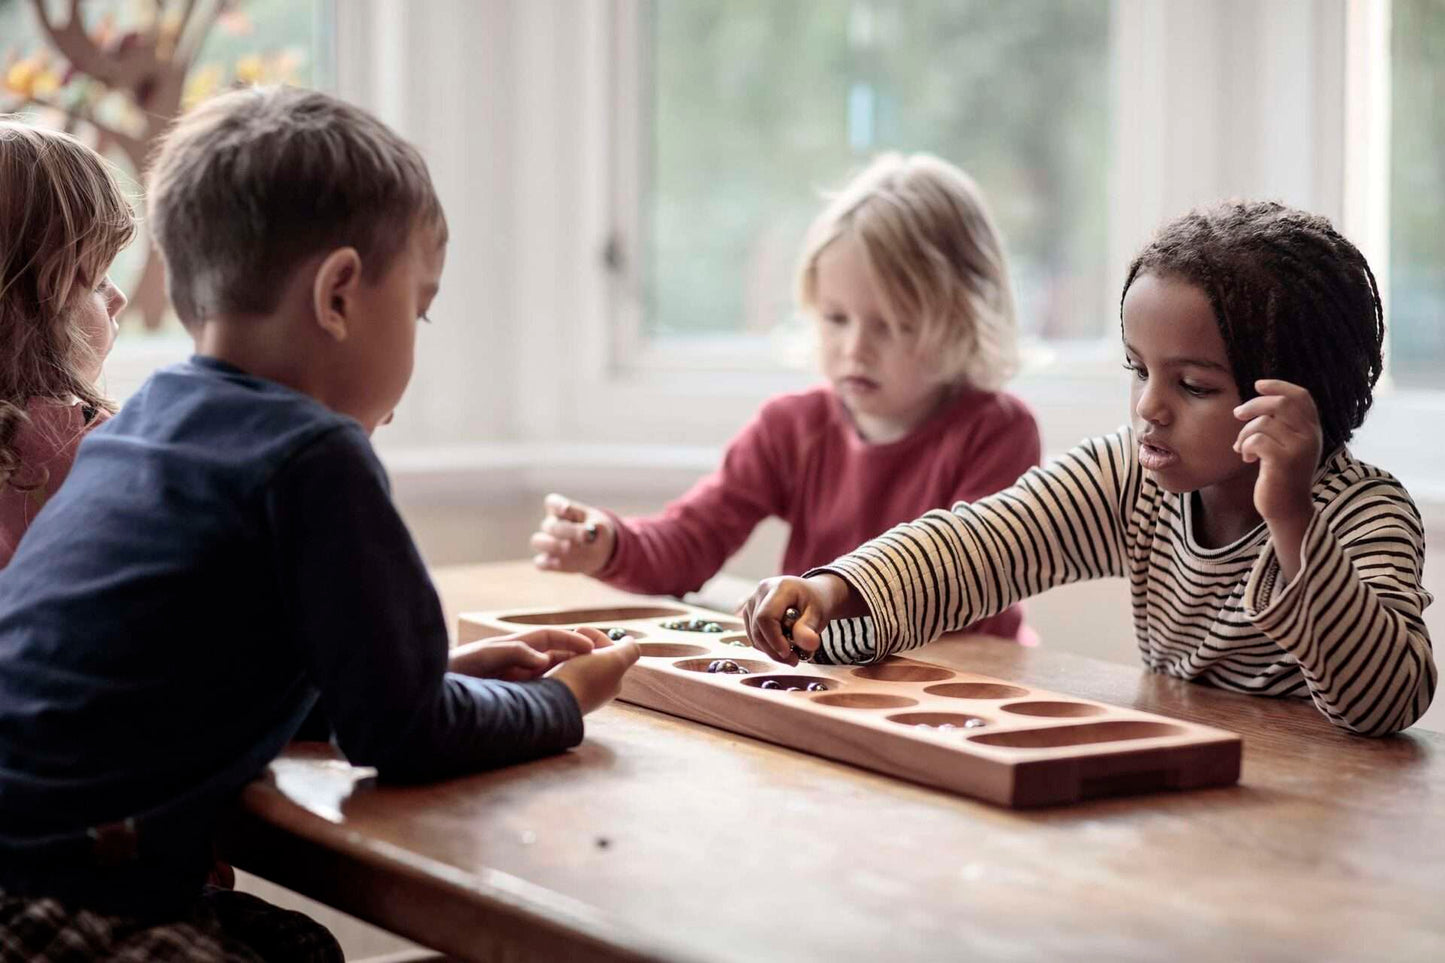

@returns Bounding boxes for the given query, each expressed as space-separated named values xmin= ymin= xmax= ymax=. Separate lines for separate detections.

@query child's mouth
xmin=839 ymin=376 xmax=880 ymax=393
xmin=1138 ymin=440 xmax=1179 ymax=471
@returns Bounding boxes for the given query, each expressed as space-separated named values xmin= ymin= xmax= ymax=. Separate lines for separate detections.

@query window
xmin=1389 ymin=0 xmax=1445 ymax=389
xmin=1 ymin=0 xmax=331 ymax=371
xmin=635 ymin=0 xmax=1113 ymax=369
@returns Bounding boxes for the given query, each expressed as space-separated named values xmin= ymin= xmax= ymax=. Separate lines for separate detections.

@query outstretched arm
xmin=747 ymin=431 xmax=1138 ymax=662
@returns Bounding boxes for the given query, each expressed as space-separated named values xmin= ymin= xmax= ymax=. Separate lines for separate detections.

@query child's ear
xmin=312 ymin=248 xmax=364 ymax=341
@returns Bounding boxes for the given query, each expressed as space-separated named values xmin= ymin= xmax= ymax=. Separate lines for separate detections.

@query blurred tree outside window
xmin=1390 ymin=0 xmax=1445 ymax=389
xmin=1 ymin=0 xmax=331 ymax=336
xmin=642 ymin=0 xmax=1113 ymax=360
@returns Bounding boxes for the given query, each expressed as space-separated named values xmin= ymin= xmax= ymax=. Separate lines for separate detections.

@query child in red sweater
xmin=531 ymin=153 xmax=1042 ymax=651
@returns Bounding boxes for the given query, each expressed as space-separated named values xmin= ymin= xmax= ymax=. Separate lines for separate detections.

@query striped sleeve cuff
xmin=806 ymin=553 xmax=904 ymax=661
xmin=815 ymin=617 xmax=877 ymax=664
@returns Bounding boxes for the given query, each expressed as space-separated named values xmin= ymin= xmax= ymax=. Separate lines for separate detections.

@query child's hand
xmin=448 ymin=627 xmax=605 ymax=681
xmin=548 ymin=636 xmax=641 ymax=713
xmin=1234 ymin=379 xmax=1322 ymax=581
xmin=530 ymin=494 xmax=616 ymax=575
xmin=739 ymin=573 xmax=854 ymax=665
xmin=1234 ymin=379 xmax=1322 ymax=523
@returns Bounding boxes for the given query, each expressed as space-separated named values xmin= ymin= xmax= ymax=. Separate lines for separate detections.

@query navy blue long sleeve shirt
xmin=0 ymin=357 xmax=581 ymax=915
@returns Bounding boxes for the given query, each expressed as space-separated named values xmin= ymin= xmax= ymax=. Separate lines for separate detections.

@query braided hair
xmin=1121 ymin=200 xmax=1385 ymax=454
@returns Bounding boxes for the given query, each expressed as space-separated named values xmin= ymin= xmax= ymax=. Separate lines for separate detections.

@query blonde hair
xmin=795 ymin=153 xmax=1018 ymax=390
xmin=0 ymin=119 xmax=135 ymax=489
xmin=147 ymin=86 xmax=446 ymax=325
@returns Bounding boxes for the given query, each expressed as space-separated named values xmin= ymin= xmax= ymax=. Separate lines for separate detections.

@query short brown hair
xmin=0 ymin=119 xmax=135 ymax=486
xmin=147 ymin=86 xmax=446 ymax=324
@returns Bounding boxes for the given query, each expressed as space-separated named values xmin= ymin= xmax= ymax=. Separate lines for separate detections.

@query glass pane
xmin=0 ymin=0 xmax=332 ymax=335
xmin=1389 ymin=0 xmax=1445 ymax=389
xmin=644 ymin=0 xmax=1113 ymax=349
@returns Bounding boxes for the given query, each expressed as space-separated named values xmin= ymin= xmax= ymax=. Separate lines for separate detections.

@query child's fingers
xmin=1234 ymin=396 xmax=1312 ymax=435
xmin=1234 ymin=420 xmax=1286 ymax=459
xmin=749 ymin=587 xmax=799 ymax=665
xmin=493 ymin=641 xmax=551 ymax=665
xmin=572 ymin=626 xmax=613 ymax=649
xmin=529 ymin=538 xmax=576 ymax=571
xmin=1238 ymin=428 xmax=1289 ymax=464
xmin=1233 ymin=394 xmax=1289 ymax=421
xmin=449 ymin=639 xmax=550 ymax=679
xmin=514 ymin=628 xmax=596 ymax=656
xmin=1252 ymin=380 xmax=1319 ymax=424
xmin=530 ymin=532 xmax=565 ymax=555
xmin=544 ymin=493 xmax=587 ymax=523
xmin=541 ymin=515 xmax=588 ymax=547
xmin=1233 ymin=416 xmax=1292 ymax=453
xmin=1253 ymin=378 xmax=1310 ymax=398
xmin=598 ymin=637 xmax=640 ymax=677
xmin=789 ymin=606 xmax=825 ymax=659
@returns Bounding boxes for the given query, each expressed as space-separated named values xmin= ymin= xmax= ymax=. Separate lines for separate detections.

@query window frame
xmin=603 ymin=0 xmax=1127 ymax=381
xmin=576 ymin=0 xmax=1445 ymax=507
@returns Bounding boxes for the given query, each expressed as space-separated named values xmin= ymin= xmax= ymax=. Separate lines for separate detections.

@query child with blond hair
xmin=0 ymin=120 xmax=133 ymax=566
xmin=743 ymin=201 xmax=1435 ymax=736
xmin=533 ymin=153 xmax=1042 ymax=656
xmin=0 ymin=88 xmax=638 ymax=959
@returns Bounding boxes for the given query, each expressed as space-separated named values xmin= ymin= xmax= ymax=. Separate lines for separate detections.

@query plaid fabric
xmin=0 ymin=886 xmax=343 ymax=963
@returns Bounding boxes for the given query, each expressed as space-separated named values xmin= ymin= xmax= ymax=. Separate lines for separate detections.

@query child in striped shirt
xmin=742 ymin=201 xmax=1436 ymax=736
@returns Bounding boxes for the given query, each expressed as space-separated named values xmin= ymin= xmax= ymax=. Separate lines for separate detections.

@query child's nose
xmin=108 ymin=284 xmax=129 ymax=318
xmin=1135 ymin=381 xmax=1169 ymax=425
xmin=843 ymin=327 xmax=872 ymax=360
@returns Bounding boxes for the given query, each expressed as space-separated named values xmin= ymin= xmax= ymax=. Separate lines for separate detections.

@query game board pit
xmin=718 ymin=635 xmax=752 ymax=648
xmin=811 ymin=692 xmax=918 ymax=710
xmin=497 ymin=605 xmax=687 ymax=626
xmin=852 ymin=662 xmax=956 ymax=684
xmin=1002 ymin=700 xmax=1106 ymax=718
xmin=741 ymin=674 xmax=835 ymax=693
xmin=658 ymin=617 xmax=744 ymax=633
xmin=637 ymin=642 xmax=709 ymax=658
xmin=671 ymin=657 xmax=773 ymax=675
xmin=888 ymin=711 xmax=990 ymax=730
xmin=924 ymin=682 xmax=1029 ymax=700
xmin=592 ymin=627 xmax=648 ymax=641
xmin=968 ymin=720 xmax=1186 ymax=748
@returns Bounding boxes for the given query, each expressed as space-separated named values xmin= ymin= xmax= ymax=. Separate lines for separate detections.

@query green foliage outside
xmin=645 ymin=0 xmax=1113 ymax=343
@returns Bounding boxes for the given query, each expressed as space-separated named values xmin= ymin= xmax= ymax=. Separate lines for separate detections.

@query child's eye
xmin=419 ymin=312 xmax=433 ymax=324
xmin=1122 ymin=361 xmax=1145 ymax=380
xmin=823 ymin=312 xmax=847 ymax=326
xmin=1181 ymin=381 xmax=1217 ymax=397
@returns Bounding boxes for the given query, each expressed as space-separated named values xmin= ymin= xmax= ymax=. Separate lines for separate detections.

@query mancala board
xmin=458 ymin=602 xmax=1242 ymax=807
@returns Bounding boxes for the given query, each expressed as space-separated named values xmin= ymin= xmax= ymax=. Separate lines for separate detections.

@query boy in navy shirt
xmin=0 ymin=86 xmax=638 ymax=960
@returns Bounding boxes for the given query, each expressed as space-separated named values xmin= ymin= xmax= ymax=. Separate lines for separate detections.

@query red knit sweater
xmin=597 ymin=385 xmax=1041 ymax=641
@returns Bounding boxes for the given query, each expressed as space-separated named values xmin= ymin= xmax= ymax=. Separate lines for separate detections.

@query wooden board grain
xmin=459 ymin=603 xmax=1242 ymax=807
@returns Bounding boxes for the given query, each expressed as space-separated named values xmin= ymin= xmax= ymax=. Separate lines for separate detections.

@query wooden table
xmin=231 ymin=561 xmax=1445 ymax=962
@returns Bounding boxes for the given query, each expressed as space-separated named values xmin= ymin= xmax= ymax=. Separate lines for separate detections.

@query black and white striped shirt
xmin=815 ymin=427 xmax=1436 ymax=736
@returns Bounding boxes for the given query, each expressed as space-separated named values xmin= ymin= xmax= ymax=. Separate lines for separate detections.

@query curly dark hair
xmin=1121 ymin=200 xmax=1385 ymax=454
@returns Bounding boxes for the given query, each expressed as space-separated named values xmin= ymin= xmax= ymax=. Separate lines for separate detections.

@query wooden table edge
xmin=230 ymin=777 xmax=703 ymax=963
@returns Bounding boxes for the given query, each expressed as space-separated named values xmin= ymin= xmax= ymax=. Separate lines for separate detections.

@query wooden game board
xmin=458 ymin=602 xmax=1243 ymax=807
